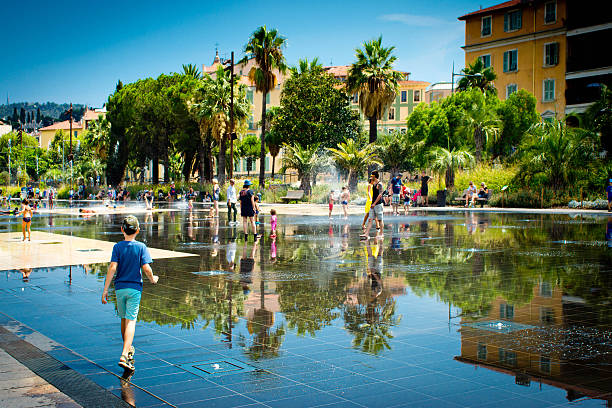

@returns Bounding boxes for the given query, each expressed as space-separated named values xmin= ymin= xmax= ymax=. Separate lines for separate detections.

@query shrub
xmin=0 ymin=171 xmax=9 ymax=185
xmin=453 ymin=164 xmax=517 ymax=194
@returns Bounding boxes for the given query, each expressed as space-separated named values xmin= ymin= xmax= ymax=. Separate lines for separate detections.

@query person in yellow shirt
xmin=361 ymin=176 xmax=374 ymax=237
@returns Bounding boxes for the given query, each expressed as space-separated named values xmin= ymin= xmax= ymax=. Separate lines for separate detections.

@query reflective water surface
xmin=2 ymin=209 xmax=612 ymax=407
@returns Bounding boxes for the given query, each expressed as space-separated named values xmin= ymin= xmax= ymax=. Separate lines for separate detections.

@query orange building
xmin=459 ymin=0 xmax=567 ymax=118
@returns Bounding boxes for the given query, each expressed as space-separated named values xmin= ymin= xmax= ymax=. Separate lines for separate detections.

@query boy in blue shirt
xmin=102 ymin=215 xmax=158 ymax=371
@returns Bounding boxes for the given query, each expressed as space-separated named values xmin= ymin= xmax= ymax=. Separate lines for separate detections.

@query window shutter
xmin=503 ymin=51 xmax=508 ymax=72
xmin=517 ymin=11 xmax=522 ymax=29
xmin=504 ymin=13 xmax=509 ymax=31
xmin=553 ymin=43 xmax=559 ymax=65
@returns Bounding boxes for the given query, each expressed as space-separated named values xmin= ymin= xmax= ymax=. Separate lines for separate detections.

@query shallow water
xmin=2 ymin=209 xmax=612 ymax=407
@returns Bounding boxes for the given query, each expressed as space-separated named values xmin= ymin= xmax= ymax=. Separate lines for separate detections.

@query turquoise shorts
xmin=116 ymin=288 xmax=141 ymax=320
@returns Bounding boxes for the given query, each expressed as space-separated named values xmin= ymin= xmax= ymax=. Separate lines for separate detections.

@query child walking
xmin=101 ymin=216 xmax=158 ymax=371
xmin=17 ymin=199 xmax=33 ymax=241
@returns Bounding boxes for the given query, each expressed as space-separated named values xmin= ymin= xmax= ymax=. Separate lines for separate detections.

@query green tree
xmin=242 ymin=25 xmax=288 ymax=189
xmin=238 ymin=135 xmax=261 ymax=176
xmin=347 ymin=36 xmax=402 ymax=145
xmin=376 ymin=131 xmax=412 ymax=176
xmin=273 ymin=63 xmax=361 ymax=149
xmin=182 ymin=63 xmax=201 ymax=79
xmin=405 ymin=102 xmax=451 ymax=167
xmin=459 ymin=89 xmax=501 ymax=162
xmin=280 ymin=143 xmax=320 ymax=195
xmin=494 ymin=89 xmax=539 ymax=158
xmin=428 ymin=147 xmax=475 ymax=189
xmin=456 ymin=58 xmax=497 ymax=94
xmin=84 ymin=115 xmax=111 ymax=161
xmin=328 ymin=139 xmax=381 ymax=192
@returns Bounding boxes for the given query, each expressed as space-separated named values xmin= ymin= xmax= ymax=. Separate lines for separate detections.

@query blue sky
xmin=1 ymin=0 xmax=489 ymax=107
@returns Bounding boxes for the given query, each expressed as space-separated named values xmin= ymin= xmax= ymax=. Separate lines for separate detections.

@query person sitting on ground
xmin=465 ymin=181 xmax=478 ymax=207
xmin=79 ymin=208 xmax=96 ymax=214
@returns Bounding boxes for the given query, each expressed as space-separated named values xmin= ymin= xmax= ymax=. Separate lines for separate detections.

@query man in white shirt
xmin=226 ymin=179 xmax=238 ymax=224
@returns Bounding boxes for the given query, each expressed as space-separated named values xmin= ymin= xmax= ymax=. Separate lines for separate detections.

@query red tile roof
xmin=458 ymin=0 xmax=521 ymax=20
xmin=40 ymin=120 xmax=83 ymax=131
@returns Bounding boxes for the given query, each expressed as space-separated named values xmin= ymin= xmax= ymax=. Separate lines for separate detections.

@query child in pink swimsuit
xmin=270 ymin=209 xmax=277 ymax=238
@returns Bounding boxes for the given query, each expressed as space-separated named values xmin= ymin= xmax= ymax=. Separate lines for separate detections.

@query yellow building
xmin=38 ymin=107 xmax=106 ymax=150
xmin=459 ymin=0 xmax=567 ymax=118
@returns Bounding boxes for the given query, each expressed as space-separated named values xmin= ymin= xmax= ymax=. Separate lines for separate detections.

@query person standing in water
xmin=239 ymin=180 xmax=258 ymax=241
xmin=361 ymin=176 xmax=373 ymax=235
xmin=17 ymin=199 xmax=33 ymax=241
xmin=226 ymin=179 xmax=238 ymax=224
xmin=212 ymin=179 xmax=220 ymax=218
xmin=340 ymin=186 xmax=350 ymax=219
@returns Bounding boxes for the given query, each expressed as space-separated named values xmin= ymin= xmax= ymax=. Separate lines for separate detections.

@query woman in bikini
xmin=17 ymin=199 xmax=33 ymax=241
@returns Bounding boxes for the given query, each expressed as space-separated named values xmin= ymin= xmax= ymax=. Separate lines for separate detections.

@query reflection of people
xmin=270 ymin=239 xmax=277 ymax=263
xmin=239 ymin=241 xmax=257 ymax=294
xmin=341 ymin=224 xmax=349 ymax=252
xmin=366 ymin=240 xmax=384 ymax=299
xmin=212 ymin=179 xmax=220 ymax=217
xmin=19 ymin=268 xmax=32 ymax=282
xmin=17 ymin=199 xmax=33 ymax=241
xmin=226 ymin=236 xmax=237 ymax=269
xmin=101 ymin=216 xmax=158 ymax=371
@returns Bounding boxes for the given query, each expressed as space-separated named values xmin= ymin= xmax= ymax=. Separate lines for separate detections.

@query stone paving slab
xmin=2 ymin=231 xmax=197 ymax=271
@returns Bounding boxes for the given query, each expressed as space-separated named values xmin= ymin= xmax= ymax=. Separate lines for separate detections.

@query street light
xmin=451 ymin=62 xmax=483 ymax=94
xmin=222 ymin=51 xmax=236 ymax=179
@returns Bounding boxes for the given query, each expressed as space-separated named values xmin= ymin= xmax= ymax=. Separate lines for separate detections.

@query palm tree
xmin=242 ymin=25 xmax=288 ymax=189
xmin=263 ymin=106 xmax=282 ymax=179
xmin=328 ymin=139 xmax=381 ymax=192
xmin=461 ymin=90 xmax=500 ymax=162
xmin=290 ymin=57 xmax=322 ymax=76
xmin=428 ymin=147 xmax=474 ymax=189
xmin=347 ymin=36 xmax=402 ymax=146
xmin=191 ymin=67 xmax=251 ymax=184
xmin=280 ymin=143 xmax=320 ymax=195
xmin=521 ymin=119 xmax=596 ymax=189
xmin=182 ymin=63 xmax=201 ymax=79
xmin=456 ymin=59 xmax=497 ymax=94
xmin=85 ymin=115 xmax=111 ymax=160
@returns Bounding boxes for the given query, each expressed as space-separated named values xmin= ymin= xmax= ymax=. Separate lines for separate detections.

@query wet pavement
xmin=2 ymin=208 xmax=612 ymax=407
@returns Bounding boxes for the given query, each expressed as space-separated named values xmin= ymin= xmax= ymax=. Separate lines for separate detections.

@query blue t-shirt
xmin=606 ymin=185 xmax=612 ymax=199
xmin=111 ymin=240 xmax=153 ymax=291
xmin=391 ymin=177 xmax=403 ymax=194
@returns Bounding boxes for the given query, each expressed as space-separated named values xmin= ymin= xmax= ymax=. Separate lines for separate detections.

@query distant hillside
xmin=0 ymin=102 xmax=87 ymax=122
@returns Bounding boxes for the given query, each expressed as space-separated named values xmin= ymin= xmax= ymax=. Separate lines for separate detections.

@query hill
xmin=0 ymin=102 xmax=87 ymax=123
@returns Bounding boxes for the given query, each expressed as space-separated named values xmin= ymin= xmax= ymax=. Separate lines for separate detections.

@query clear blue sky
xmin=1 ymin=0 xmax=491 ymax=107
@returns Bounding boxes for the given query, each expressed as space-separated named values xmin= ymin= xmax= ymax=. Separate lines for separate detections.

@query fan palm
xmin=290 ymin=57 xmax=322 ymax=76
xmin=428 ymin=147 xmax=474 ymax=189
xmin=242 ymin=25 xmax=288 ymax=189
xmin=191 ymin=66 xmax=251 ymax=184
xmin=280 ymin=143 xmax=320 ymax=195
xmin=84 ymin=115 xmax=110 ymax=160
xmin=263 ymin=106 xmax=282 ymax=179
xmin=456 ymin=58 xmax=497 ymax=94
xmin=182 ymin=63 xmax=201 ymax=79
xmin=328 ymin=139 xmax=381 ymax=192
xmin=347 ymin=36 xmax=402 ymax=145
xmin=460 ymin=90 xmax=501 ymax=162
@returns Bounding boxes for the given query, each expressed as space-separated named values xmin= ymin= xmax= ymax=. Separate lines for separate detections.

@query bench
xmin=281 ymin=190 xmax=305 ymax=203
xmin=452 ymin=189 xmax=492 ymax=208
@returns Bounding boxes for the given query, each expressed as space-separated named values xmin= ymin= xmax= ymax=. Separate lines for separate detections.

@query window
xmin=540 ymin=281 xmax=552 ymax=297
xmin=540 ymin=356 xmax=551 ymax=374
xmin=543 ymin=79 xmax=555 ymax=102
xmin=480 ymin=54 xmax=491 ymax=68
xmin=247 ymin=90 xmax=253 ymax=103
xmin=265 ymin=156 xmax=270 ymax=171
xmin=506 ymin=84 xmax=518 ymax=98
xmin=74 ymin=131 xmax=78 ymax=137
xmin=401 ymin=91 xmax=407 ymax=102
xmin=388 ymin=107 xmax=395 ymax=120
xmin=503 ymin=49 xmax=518 ymax=72
xmin=352 ymin=93 xmax=359 ymax=103
xmin=481 ymin=16 xmax=492 ymax=36
xmin=504 ymin=10 xmax=522 ymax=32
xmin=265 ymin=93 xmax=270 ymax=105
xmin=544 ymin=42 xmax=559 ymax=66
xmin=544 ymin=1 xmax=556 ymax=23
xmin=477 ymin=343 xmax=487 ymax=360
xmin=541 ymin=307 xmax=555 ymax=324
xmin=499 ymin=349 xmax=517 ymax=367
xmin=414 ymin=90 xmax=421 ymax=102
xmin=500 ymin=303 xmax=514 ymax=319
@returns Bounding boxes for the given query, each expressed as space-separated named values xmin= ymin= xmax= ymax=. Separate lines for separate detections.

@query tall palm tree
xmin=428 ymin=147 xmax=474 ymax=189
xmin=456 ymin=58 xmax=497 ymax=94
xmin=242 ymin=25 xmax=288 ymax=189
xmin=280 ymin=143 xmax=320 ymax=195
xmin=328 ymin=139 xmax=381 ymax=192
xmin=263 ymin=106 xmax=282 ymax=179
xmin=290 ymin=57 xmax=322 ymax=76
xmin=182 ymin=63 xmax=201 ymax=79
xmin=85 ymin=115 xmax=111 ymax=161
xmin=347 ymin=36 xmax=402 ymax=146
xmin=191 ymin=66 xmax=251 ymax=184
xmin=461 ymin=90 xmax=501 ymax=162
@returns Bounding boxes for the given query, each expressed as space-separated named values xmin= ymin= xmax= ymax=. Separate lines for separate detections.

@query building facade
xmin=425 ymin=82 xmax=454 ymax=104
xmin=38 ymin=107 xmax=106 ymax=150
xmin=459 ymin=0 xmax=568 ymax=118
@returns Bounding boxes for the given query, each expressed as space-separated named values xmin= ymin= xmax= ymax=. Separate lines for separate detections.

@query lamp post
xmin=222 ymin=52 xmax=236 ymax=179
xmin=451 ymin=67 xmax=482 ymax=94
xmin=67 ymin=103 xmax=74 ymax=192
xmin=7 ymin=138 xmax=11 ymax=186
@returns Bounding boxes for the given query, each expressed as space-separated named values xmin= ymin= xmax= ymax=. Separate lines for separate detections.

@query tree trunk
xmin=259 ymin=92 xmax=267 ymax=189
xmin=152 ymin=158 xmax=159 ymax=184
xmin=299 ymin=173 xmax=311 ymax=196
xmin=183 ymin=151 xmax=193 ymax=182
xmin=218 ymin=135 xmax=227 ymax=185
xmin=445 ymin=167 xmax=455 ymax=189
xmin=198 ymin=144 xmax=206 ymax=184
xmin=348 ymin=170 xmax=358 ymax=192
xmin=163 ymin=153 xmax=170 ymax=183
xmin=271 ymin=154 xmax=276 ymax=179
xmin=368 ymin=115 xmax=378 ymax=175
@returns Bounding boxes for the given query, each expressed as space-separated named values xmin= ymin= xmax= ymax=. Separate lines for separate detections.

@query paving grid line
xmin=0 ymin=324 xmax=133 ymax=408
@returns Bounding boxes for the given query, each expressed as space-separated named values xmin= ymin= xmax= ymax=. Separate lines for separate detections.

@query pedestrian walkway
xmin=0 ymin=348 xmax=81 ymax=408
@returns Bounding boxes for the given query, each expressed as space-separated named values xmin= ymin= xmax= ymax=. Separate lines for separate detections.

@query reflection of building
xmin=457 ymin=283 xmax=612 ymax=404
xmin=459 ymin=0 xmax=567 ymax=118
